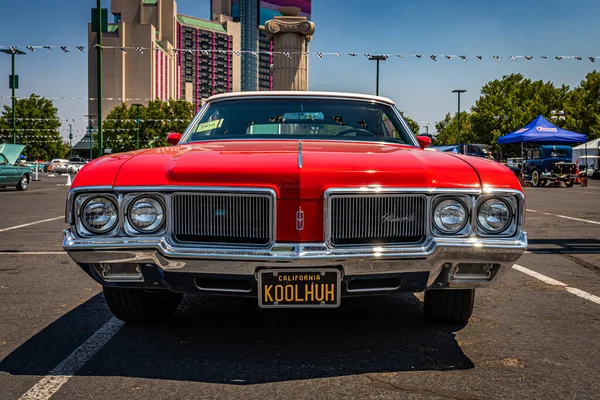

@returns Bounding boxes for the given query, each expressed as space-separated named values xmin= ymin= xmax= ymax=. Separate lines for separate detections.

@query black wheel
xmin=16 ymin=175 xmax=29 ymax=191
xmin=565 ymin=180 xmax=574 ymax=187
xmin=424 ymin=289 xmax=475 ymax=324
xmin=103 ymin=287 xmax=183 ymax=323
xmin=531 ymin=169 xmax=541 ymax=187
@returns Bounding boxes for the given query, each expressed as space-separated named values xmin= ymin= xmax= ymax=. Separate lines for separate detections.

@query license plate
xmin=258 ymin=269 xmax=341 ymax=308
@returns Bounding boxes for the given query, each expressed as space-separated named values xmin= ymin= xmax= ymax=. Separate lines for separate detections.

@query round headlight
xmin=128 ymin=197 xmax=165 ymax=233
xmin=81 ymin=197 xmax=118 ymax=233
xmin=477 ymin=198 xmax=511 ymax=233
xmin=433 ymin=198 xmax=468 ymax=234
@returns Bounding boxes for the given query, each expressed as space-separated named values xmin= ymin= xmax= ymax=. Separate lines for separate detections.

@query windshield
xmin=181 ymin=98 xmax=417 ymax=145
xmin=549 ymin=149 xmax=569 ymax=158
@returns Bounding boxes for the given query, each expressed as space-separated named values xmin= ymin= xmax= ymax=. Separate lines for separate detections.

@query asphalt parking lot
xmin=1 ymin=176 xmax=600 ymax=399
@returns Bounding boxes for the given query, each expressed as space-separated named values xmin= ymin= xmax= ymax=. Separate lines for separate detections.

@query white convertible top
xmin=206 ymin=91 xmax=395 ymax=105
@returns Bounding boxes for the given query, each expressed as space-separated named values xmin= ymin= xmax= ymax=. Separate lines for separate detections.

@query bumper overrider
xmin=63 ymin=229 xmax=528 ymax=297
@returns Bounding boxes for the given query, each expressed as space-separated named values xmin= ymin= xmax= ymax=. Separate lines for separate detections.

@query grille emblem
xmin=381 ymin=213 xmax=416 ymax=223
xmin=296 ymin=208 xmax=305 ymax=232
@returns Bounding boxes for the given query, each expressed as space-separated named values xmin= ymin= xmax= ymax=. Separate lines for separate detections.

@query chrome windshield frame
xmin=178 ymin=95 xmax=420 ymax=147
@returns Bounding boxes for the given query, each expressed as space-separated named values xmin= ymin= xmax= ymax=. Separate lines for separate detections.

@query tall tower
xmin=211 ymin=0 xmax=312 ymax=92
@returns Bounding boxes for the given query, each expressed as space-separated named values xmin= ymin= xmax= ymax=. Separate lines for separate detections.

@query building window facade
xmin=177 ymin=22 xmax=234 ymax=108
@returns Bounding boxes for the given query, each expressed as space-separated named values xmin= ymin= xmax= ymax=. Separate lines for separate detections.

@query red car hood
xmin=75 ymin=140 xmax=521 ymax=198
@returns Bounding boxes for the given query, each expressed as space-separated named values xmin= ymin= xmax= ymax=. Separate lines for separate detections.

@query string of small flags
xmin=1 ymin=45 xmax=598 ymax=62
xmin=0 ymin=95 xmax=191 ymax=101
xmin=5 ymin=117 xmax=193 ymax=122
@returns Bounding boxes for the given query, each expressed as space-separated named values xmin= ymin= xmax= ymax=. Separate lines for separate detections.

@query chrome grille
xmin=328 ymin=195 xmax=427 ymax=246
xmin=172 ymin=192 xmax=273 ymax=246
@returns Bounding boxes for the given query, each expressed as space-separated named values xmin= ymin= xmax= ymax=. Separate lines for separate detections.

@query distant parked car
xmin=522 ymin=145 xmax=577 ymax=187
xmin=68 ymin=162 xmax=87 ymax=173
xmin=48 ymin=159 xmax=69 ymax=173
xmin=0 ymin=144 xmax=31 ymax=191
xmin=460 ymin=144 xmax=495 ymax=160
xmin=575 ymin=155 xmax=600 ymax=180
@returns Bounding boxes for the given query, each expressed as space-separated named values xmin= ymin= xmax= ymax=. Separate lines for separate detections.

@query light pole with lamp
xmin=84 ymin=115 xmax=95 ymax=161
xmin=132 ymin=103 xmax=143 ymax=150
xmin=368 ymin=55 xmax=388 ymax=96
xmin=69 ymin=124 xmax=73 ymax=160
xmin=452 ymin=89 xmax=466 ymax=153
xmin=1 ymin=47 xmax=26 ymax=144
xmin=422 ymin=122 xmax=430 ymax=136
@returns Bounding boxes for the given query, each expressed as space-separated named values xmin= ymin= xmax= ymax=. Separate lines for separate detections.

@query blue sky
xmin=1 ymin=0 xmax=599 ymax=142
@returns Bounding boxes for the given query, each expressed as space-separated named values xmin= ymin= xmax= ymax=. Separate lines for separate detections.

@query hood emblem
xmin=296 ymin=208 xmax=305 ymax=232
xmin=382 ymin=213 xmax=416 ymax=223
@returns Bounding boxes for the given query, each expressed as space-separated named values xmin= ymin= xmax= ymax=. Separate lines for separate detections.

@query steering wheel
xmin=335 ymin=128 xmax=377 ymax=137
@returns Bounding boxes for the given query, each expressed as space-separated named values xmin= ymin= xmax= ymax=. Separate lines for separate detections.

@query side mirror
xmin=166 ymin=132 xmax=182 ymax=146
xmin=416 ymin=135 xmax=432 ymax=149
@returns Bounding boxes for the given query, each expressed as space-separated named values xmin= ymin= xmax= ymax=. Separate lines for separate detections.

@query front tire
xmin=103 ymin=287 xmax=183 ymax=323
xmin=531 ymin=169 xmax=541 ymax=187
xmin=16 ymin=175 xmax=28 ymax=191
xmin=424 ymin=289 xmax=475 ymax=324
xmin=565 ymin=180 xmax=574 ymax=187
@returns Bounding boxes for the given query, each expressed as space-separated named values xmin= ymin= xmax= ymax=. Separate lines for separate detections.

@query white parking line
xmin=0 ymin=188 xmax=64 ymax=194
xmin=0 ymin=216 xmax=64 ymax=233
xmin=0 ymin=251 xmax=66 ymax=255
xmin=526 ymin=209 xmax=600 ymax=225
xmin=513 ymin=264 xmax=600 ymax=305
xmin=19 ymin=317 xmax=124 ymax=400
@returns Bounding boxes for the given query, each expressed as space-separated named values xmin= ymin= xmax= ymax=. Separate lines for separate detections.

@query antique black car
xmin=522 ymin=145 xmax=577 ymax=187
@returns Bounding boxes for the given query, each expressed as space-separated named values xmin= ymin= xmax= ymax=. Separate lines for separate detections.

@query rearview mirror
xmin=416 ymin=135 xmax=432 ymax=149
xmin=166 ymin=132 xmax=182 ymax=145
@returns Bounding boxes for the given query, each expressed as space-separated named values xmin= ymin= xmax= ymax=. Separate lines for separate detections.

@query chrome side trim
xmin=195 ymin=283 xmax=252 ymax=294
xmin=298 ymin=140 xmax=303 ymax=169
xmin=346 ymin=285 xmax=403 ymax=294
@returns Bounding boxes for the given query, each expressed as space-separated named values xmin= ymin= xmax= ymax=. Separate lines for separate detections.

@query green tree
xmin=469 ymin=74 xmax=569 ymax=155
xmin=564 ymin=70 xmax=600 ymax=140
xmin=399 ymin=111 xmax=420 ymax=134
xmin=433 ymin=111 xmax=476 ymax=145
xmin=0 ymin=94 xmax=67 ymax=160
xmin=103 ymin=99 xmax=194 ymax=153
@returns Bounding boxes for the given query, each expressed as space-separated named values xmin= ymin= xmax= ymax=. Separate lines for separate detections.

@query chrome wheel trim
xmin=21 ymin=176 xmax=28 ymax=189
xmin=532 ymin=170 xmax=539 ymax=186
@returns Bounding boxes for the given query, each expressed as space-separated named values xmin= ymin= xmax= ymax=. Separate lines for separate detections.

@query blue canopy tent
xmin=498 ymin=115 xmax=586 ymax=144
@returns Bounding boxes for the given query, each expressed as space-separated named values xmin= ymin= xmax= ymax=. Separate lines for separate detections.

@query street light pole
xmin=11 ymin=52 xmax=16 ymax=143
xmin=452 ymin=89 xmax=467 ymax=153
xmin=96 ymin=0 xmax=103 ymax=158
xmin=1 ymin=48 xmax=26 ymax=144
xmin=423 ymin=123 xmax=430 ymax=135
xmin=368 ymin=55 xmax=388 ymax=96
xmin=69 ymin=124 xmax=73 ymax=160
xmin=132 ymin=104 xmax=143 ymax=150
xmin=85 ymin=115 xmax=95 ymax=161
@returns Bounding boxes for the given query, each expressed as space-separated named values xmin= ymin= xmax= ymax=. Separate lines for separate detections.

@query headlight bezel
xmin=431 ymin=195 xmax=472 ymax=237
xmin=475 ymin=194 xmax=519 ymax=237
xmin=125 ymin=195 xmax=167 ymax=234
xmin=77 ymin=195 xmax=120 ymax=235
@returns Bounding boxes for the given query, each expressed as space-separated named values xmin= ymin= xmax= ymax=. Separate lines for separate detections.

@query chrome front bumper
xmin=63 ymin=229 xmax=528 ymax=291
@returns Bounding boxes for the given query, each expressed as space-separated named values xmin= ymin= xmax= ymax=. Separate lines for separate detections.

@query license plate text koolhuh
xmin=263 ymin=283 xmax=336 ymax=303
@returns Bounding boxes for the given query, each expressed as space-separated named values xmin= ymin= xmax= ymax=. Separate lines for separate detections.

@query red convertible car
xmin=63 ymin=92 xmax=527 ymax=324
